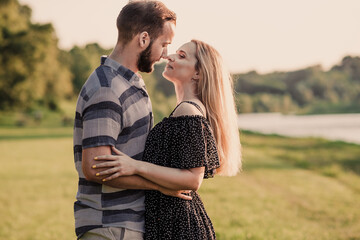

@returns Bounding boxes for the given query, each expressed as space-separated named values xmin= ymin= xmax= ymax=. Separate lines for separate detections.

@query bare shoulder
xmin=172 ymin=101 xmax=206 ymax=117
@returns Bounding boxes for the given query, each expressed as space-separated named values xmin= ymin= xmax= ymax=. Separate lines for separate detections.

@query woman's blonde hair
xmin=192 ymin=39 xmax=242 ymax=176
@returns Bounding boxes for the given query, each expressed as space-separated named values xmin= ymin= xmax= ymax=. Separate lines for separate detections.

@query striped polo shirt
xmin=73 ymin=56 xmax=153 ymax=238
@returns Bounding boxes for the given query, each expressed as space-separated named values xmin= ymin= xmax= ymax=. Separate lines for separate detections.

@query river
xmin=238 ymin=113 xmax=360 ymax=144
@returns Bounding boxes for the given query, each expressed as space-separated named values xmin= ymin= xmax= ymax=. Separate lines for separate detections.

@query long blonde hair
xmin=192 ymin=39 xmax=242 ymax=176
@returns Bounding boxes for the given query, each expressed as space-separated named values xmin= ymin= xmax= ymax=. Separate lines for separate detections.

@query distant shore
xmin=238 ymin=113 xmax=360 ymax=144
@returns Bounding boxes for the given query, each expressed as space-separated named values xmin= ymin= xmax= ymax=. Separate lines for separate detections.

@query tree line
xmin=1 ymin=0 xmax=359 ymax=119
xmin=233 ymin=57 xmax=360 ymax=114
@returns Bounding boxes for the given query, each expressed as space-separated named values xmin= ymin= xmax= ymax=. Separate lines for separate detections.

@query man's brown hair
xmin=117 ymin=0 xmax=176 ymax=44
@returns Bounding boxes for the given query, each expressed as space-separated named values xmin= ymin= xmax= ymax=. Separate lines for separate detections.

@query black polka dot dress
xmin=143 ymin=103 xmax=220 ymax=240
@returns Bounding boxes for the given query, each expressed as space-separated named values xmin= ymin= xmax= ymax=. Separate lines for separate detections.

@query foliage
xmin=0 ymin=0 xmax=72 ymax=110
xmin=152 ymin=62 xmax=175 ymax=97
xmin=141 ymin=67 xmax=176 ymax=123
xmin=62 ymin=43 xmax=112 ymax=95
xmin=1 ymin=0 xmax=360 ymax=119
xmin=234 ymin=59 xmax=360 ymax=114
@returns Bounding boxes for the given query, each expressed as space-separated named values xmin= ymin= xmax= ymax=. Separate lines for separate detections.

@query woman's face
xmin=162 ymin=42 xmax=198 ymax=83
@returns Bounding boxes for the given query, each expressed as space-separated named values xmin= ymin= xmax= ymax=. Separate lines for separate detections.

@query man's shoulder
xmin=82 ymin=67 xmax=130 ymax=98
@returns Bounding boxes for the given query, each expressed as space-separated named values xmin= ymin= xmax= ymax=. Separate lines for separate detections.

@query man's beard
xmin=137 ymin=41 xmax=155 ymax=73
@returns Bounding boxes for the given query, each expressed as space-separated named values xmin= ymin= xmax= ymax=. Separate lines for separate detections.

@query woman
xmin=93 ymin=39 xmax=241 ymax=239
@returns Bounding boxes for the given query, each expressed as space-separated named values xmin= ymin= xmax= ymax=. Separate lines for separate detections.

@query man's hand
xmin=158 ymin=186 xmax=192 ymax=200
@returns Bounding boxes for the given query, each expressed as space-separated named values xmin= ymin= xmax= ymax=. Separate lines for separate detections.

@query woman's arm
xmin=93 ymin=146 xmax=205 ymax=191
xmin=94 ymin=105 xmax=209 ymax=191
xmin=138 ymin=161 xmax=205 ymax=191
xmin=83 ymin=146 xmax=192 ymax=200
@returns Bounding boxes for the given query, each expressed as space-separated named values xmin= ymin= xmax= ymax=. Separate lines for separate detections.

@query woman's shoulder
xmin=171 ymin=100 xmax=206 ymax=118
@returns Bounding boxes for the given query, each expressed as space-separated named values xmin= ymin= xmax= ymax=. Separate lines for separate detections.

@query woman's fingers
xmin=94 ymin=155 xmax=118 ymax=161
xmin=111 ymin=146 xmax=123 ymax=155
xmin=92 ymin=161 xmax=118 ymax=169
xmin=92 ymin=149 xmax=135 ymax=181
xmin=102 ymin=172 xmax=121 ymax=182
xmin=95 ymin=147 xmax=125 ymax=161
xmin=96 ymin=167 xmax=120 ymax=176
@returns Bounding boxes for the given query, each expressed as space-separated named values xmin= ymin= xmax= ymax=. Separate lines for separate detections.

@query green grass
xmin=1 ymin=128 xmax=359 ymax=239
xmin=0 ymin=137 xmax=77 ymax=240
xmin=0 ymin=127 xmax=73 ymax=140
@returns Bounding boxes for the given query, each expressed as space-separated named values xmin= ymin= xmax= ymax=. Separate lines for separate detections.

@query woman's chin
xmin=162 ymin=71 xmax=173 ymax=82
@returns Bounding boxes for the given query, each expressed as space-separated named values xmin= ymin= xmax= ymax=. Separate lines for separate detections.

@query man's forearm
xmin=94 ymin=174 xmax=159 ymax=190
xmin=82 ymin=146 xmax=158 ymax=190
xmin=83 ymin=146 xmax=193 ymax=200
xmin=92 ymin=170 xmax=192 ymax=200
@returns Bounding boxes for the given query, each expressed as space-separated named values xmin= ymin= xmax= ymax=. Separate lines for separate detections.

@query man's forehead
xmin=161 ymin=21 xmax=176 ymax=40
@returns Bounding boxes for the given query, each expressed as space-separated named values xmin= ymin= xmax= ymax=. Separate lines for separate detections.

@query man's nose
xmin=164 ymin=54 xmax=175 ymax=62
xmin=161 ymin=48 xmax=168 ymax=59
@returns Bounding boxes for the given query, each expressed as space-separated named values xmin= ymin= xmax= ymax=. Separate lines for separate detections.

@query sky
xmin=19 ymin=0 xmax=360 ymax=74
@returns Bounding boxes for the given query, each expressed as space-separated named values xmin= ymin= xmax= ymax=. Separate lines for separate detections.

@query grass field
xmin=1 ymin=128 xmax=359 ymax=240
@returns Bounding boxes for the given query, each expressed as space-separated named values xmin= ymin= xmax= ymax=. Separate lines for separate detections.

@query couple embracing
xmin=73 ymin=1 xmax=241 ymax=239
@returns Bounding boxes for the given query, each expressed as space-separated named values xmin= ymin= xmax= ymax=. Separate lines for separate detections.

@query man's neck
xmin=108 ymin=43 xmax=139 ymax=73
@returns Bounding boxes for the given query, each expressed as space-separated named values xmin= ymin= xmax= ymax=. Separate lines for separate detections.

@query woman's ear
xmin=138 ymin=31 xmax=150 ymax=49
xmin=192 ymin=72 xmax=200 ymax=81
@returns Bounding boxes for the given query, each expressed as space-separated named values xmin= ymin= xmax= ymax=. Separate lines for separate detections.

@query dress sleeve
xmin=167 ymin=117 xmax=220 ymax=178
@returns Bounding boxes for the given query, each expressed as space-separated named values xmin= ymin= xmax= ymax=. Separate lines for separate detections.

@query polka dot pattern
xmin=142 ymin=115 xmax=219 ymax=239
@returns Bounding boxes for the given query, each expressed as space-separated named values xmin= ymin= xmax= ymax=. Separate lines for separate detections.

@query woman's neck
xmin=174 ymin=82 xmax=198 ymax=104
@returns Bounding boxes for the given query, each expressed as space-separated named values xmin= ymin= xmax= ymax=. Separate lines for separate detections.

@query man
xmin=73 ymin=1 xmax=181 ymax=239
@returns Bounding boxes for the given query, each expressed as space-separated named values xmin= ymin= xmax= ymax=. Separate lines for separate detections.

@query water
xmin=238 ymin=113 xmax=360 ymax=144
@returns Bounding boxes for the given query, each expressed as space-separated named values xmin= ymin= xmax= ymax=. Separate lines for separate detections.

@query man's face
xmin=137 ymin=21 xmax=175 ymax=73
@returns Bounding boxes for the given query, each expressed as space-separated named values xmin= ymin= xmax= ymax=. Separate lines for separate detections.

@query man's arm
xmin=93 ymin=146 xmax=205 ymax=191
xmin=82 ymin=146 xmax=192 ymax=200
xmin=82 ymin=145 xmax=159 ymax=190
xmin=77 ymin=88 xmax=192 ymax=196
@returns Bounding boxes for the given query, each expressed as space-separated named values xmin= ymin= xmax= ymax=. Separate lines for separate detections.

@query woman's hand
xmin=93 ymin=146 xmax=139 ymax=181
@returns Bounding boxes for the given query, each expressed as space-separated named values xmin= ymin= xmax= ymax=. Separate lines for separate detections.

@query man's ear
xmin=138 ymin=31 xmax=150 ymax=49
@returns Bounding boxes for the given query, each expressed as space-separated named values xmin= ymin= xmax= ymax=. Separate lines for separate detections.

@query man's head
xmin=117 ymin=1 xmax=176 ymax=72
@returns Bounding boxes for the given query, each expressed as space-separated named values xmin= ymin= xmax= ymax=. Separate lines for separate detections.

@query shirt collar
xmin=101 ymin=55 xmax=141 ymax=82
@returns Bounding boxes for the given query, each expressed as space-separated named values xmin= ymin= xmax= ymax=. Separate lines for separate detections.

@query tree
xmin=0 ymin=0 xmax=72 ymax=110
xmin=65 ymin=43 xmax=112 ymax=95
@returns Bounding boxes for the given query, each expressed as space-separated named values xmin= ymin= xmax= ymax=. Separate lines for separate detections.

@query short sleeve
xmin=167 ymin=117 xmax=220 ymax=178
xmin=81 ymin=88 xmax=122 ymax=149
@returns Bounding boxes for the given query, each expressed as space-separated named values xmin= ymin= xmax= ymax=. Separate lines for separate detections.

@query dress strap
xmin=169 ymin=101 xmax=205 ymax=117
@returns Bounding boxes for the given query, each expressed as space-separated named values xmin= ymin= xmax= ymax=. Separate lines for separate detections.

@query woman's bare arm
xmin=94 ymin=146 xmax=205 ymax=191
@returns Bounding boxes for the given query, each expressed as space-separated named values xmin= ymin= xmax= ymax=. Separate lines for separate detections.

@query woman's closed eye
xmin=176 ymin=50 xmax=187 ymax=59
